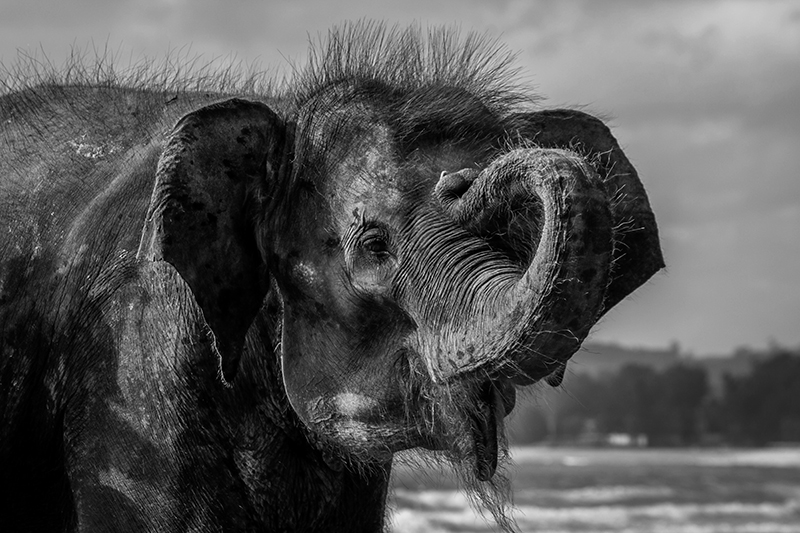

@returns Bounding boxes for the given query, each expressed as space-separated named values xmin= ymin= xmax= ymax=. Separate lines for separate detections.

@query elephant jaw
xmin=291 ymin=359 xmax=515 ymax=481
xmin=413 ymin=148 xmax=614 ymax=385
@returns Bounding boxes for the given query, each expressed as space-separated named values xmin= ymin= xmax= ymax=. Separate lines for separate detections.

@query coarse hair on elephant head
xmin=133 ymin=22 xmax=663 ymax=529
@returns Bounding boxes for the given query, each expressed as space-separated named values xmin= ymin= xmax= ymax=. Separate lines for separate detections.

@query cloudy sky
xmin=2 ymin=0 xmax=798 ymax=356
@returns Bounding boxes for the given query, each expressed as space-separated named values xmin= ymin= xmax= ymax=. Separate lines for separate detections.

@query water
xmin=390 ymin=447 xmax=800 ymax=532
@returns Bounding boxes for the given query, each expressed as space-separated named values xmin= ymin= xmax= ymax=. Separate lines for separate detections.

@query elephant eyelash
xmin=360 ymin=222 xmax=386 ymax=238
xmin=363 ymin=239 xmax=391 ymax=260
xmin=358 ymin=223 xmax=393 ymax=258
xmin=341 ymin=220 xmax=394 ymax=265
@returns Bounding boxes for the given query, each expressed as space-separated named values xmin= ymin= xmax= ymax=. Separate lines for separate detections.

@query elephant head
xmin=138 ymin=44 xmax=662 ymax=483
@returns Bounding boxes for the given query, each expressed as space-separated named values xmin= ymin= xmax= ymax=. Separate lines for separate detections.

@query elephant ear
xmin=511 ymin=109 xmax=664 ymax=313
xmin=138 ymin=98 xmax=288 ymax=384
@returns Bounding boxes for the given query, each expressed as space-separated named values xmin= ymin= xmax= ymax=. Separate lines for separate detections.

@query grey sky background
xmin=2 ymin=0 xmax=798 ymax=356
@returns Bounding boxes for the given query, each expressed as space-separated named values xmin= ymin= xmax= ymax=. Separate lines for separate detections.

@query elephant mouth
xmin=300 ymin=351 xmax=517 ymax=482
xmin=414 ymin=376 xmax=516 ymax=482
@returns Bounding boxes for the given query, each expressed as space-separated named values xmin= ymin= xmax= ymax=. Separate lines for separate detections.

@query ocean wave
xmin=509 ymin=446 xmax=800 ymax=468
xmin=516 ymin=485 xmax=675 ymax=503
xmin=391 ymin=490 xmax=800 ymax=533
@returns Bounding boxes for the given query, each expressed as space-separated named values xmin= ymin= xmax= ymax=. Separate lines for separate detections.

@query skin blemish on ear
xmin=67 ymin=134 xmax=118 ymax=159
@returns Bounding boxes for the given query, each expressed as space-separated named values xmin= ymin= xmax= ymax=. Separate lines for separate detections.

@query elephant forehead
xmin=329 ymin=141 xmax=486 ymax=227
xmin=347 ymin=139 xmax=400 ymax=195
xmin=325 ymin=126 xmax=406 ymax=220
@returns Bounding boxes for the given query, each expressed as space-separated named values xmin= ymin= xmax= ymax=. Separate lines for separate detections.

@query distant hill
xmin=567 ymin=342 xmax=682 ymax=377
xmin=506 ymin=343 xmax=800 ymax=445
xmin=565 ymin=342 xmax=760 ymax=395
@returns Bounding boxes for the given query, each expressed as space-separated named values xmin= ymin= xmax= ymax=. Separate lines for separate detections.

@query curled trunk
xmin=405 ymin=148 xmax=614 ymax=383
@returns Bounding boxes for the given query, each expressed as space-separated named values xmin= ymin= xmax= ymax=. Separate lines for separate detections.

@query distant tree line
xmin=508 ymin=346 xmax=800 ymax=447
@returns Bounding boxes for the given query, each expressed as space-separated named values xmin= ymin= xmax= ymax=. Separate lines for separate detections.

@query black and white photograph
xmin=2 ymin=1 xmax=799 ymax=531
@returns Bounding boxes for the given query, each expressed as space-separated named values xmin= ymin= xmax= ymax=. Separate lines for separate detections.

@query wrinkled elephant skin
xmin=0 ymin=24 xmax=663 ymax=533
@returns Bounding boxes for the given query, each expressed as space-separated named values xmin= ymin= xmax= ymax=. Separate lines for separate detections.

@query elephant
xmin=0 ymin=24 xmax=663 ymax=532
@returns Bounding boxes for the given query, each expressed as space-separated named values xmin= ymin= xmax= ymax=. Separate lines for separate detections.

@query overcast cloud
xmin=2 ymin=0 xmax=798 ymax=355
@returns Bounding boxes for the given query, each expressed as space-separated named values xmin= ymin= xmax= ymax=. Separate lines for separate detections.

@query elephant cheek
xmin=279 ymin=314 xmax=374 ymax=426
xmin=279 ymin=317 xmax=412 ymax=456
xmin=279 ymin=317 xmax=338 ymax=428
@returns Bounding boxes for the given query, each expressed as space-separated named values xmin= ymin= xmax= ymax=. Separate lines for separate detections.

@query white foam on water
xmin=393 ymin=488 xmax=472 ymax=511
xmin=391 ymin=508 xmax=494 ymax=533
xmin=514 ymin=500 xmax=800 ymax=523
xmin=392 ymin=449 xmax=800 ymax=532
xmin=509 ymin=446 xmax=800 ymax=468
xmin=561 ymin=455 xmax=590 ymax=467
xmin=517 ymin=485 xmax=675 ymax=503
xmin=700 ymin=448 xmax=800 ymax=468
xmin=392 ymin=489 xmax=800 ymax=533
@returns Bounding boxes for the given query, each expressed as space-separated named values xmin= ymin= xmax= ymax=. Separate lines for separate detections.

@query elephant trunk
xmin=413 ymin=148 xmax=614 ymax=384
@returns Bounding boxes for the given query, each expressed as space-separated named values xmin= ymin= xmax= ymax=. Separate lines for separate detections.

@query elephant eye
xmin=360 ymin=227 xmax=392 ymax=259
xmin=346 ymin=222 xmax=397 ymax=293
